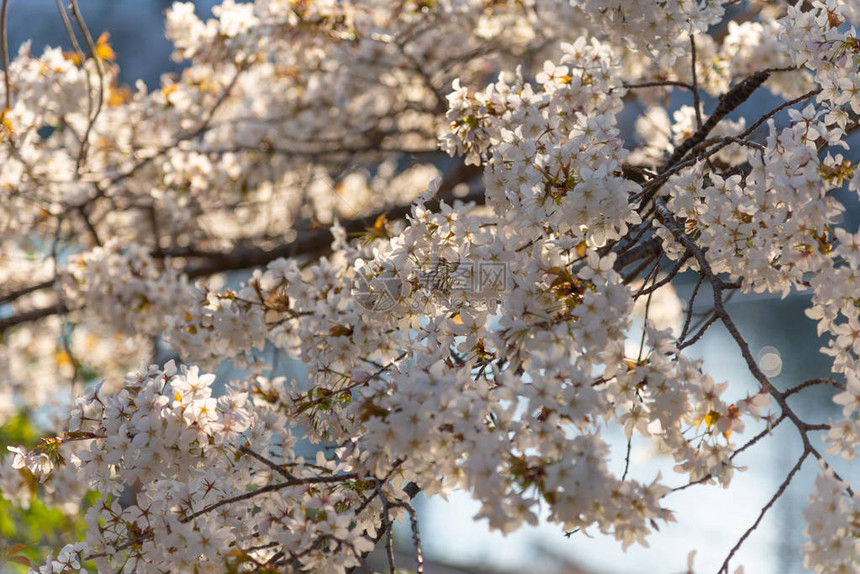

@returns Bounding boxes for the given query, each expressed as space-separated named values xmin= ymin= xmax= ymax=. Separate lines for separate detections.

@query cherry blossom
xmin=0 ymin=1 xmax=858 ymax=573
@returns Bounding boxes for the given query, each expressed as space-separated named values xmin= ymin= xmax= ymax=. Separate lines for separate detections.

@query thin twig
xmin=783 ymin=378 xmax=845 ymax=398
xmin=0 ymin=0 xmax=9 ymax=113
xmin=716 ymin=452 xmax=808 ymax=574
xmin=621 ymin=437 xmax=633 ymax=482
xmin=376 ymin=482 xmax=396 ymax=574
xmin=677 ymin=313 xmax=718 ymax=350
xmin=730 ymin=414 xmax=787 ymax=462
xmin=69 ymin=0 xmax=105 ymax=173
xmin=689 ymin=35 xmax=703 ymax=130
xmin=633 ymin=251 xmax=691 ymax=298
xmin=77 ymin=204 xmax=102 ymax=247
xmin=391 ymin=501 xmax=424 ymax=574
xmin=741 ymin=88 xmax=822 ymax=140
xmin=671 ymin=414 xmax=788 ymax=493
xmin=623 ymin=80 xmax=695 ymax=91
xmin=679 ymin=273 xmax=705 ymax=345
xmin=48 ymin=214 xmax=83 ymax=392
xmin=636 ymin=254 xmax=663 ymax=360
xmin=238 ymin=445 xmax=296 ymax=480
xmin=662 ymin=69 xmax=772 ymax=171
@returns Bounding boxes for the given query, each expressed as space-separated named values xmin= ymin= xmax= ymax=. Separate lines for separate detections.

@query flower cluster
xmin=0 ymin=1 xmax=858 ymax=573
xmin=166 ymin=286 xmax=267 ymax=371
xmin=572 ymin=0 xmax=726 ymax=67
xmin=64 ymin=240 xmax=192 ymax=337
xmin=9 ymin=362 xmax=411 ymax=573
xmin=657 ymin=106 xmax=846 ymax=297
xmin=801 ymin=462 xmax=859 ymax=574
xmin=443 ymin=37 xmax=640 ymax=247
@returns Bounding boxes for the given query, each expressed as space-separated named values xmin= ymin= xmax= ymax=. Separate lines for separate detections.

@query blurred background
xmin=2 ymin=1 xmax=858 ymax=573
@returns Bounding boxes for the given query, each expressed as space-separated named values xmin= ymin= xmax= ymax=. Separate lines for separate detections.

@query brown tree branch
xmin=661 ymin=69 xmax=773 ymax=171
xmin=181 ymin=169 xmax=484 ymax=278
xmin=0 ymin=303 xmax=69 ymax=335
xmin=653 ymin=196 xmax=851 ymax=506
xmin=0 ymin=280 xmax=55 ymax=305
xmin=0 ymin=168 xmax=484 ymax=336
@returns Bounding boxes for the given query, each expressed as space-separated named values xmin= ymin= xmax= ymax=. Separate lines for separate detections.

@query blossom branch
xmin=653 ymin=196 xmax=845 ymax=511
xmin=671 ymin=413 xmax=788 ymax=493
xmin=181 ymin=176 xmax=484 ymax=278
xmin=87 ymin=470 xmax=362 ymax=560
xmin=677 ymin=312 xmax=719 ymax=351
xmin=0 ymin=180 xmax=485 ymax=336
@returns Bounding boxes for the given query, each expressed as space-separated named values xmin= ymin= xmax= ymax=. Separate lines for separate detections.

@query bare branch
xmin=0 ymin=303 xmax=69 ymax=335
xmin=741 ymin=88 xmax=823 ymax=139
xmin=68 ymin=0 xmax=106 ymax=173
xmin=0 ymin=279 xmax=55 ymax=305
xmin=0 ymin=0 xmax=9 ymax=113
xmin=717 ymin=452 xmax=809 ymax=574
xmin=623 ymin=80 xmax=695 ymax=91
xmin=784 ymin=378 xmax=845 ymax=398
xmin=689 ymin=34 xmax=703 ymax=130
xmin=678 ymin=273 xmax=705 ymax=345
xmin=391 ymin=500 xmax=424 ymax=574
xmin=662 ymin=69 xmax=772 ymax=170
xmin=238 ymin=445 xmax=297 ymax=480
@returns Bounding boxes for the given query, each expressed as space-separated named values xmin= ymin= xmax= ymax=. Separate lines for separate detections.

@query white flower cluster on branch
xmin=0 ymin=0 xmax=859 ymax=573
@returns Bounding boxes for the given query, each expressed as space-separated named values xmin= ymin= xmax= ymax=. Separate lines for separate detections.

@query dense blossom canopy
xmin=0 ymin=0 xmax=858 ymax=573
